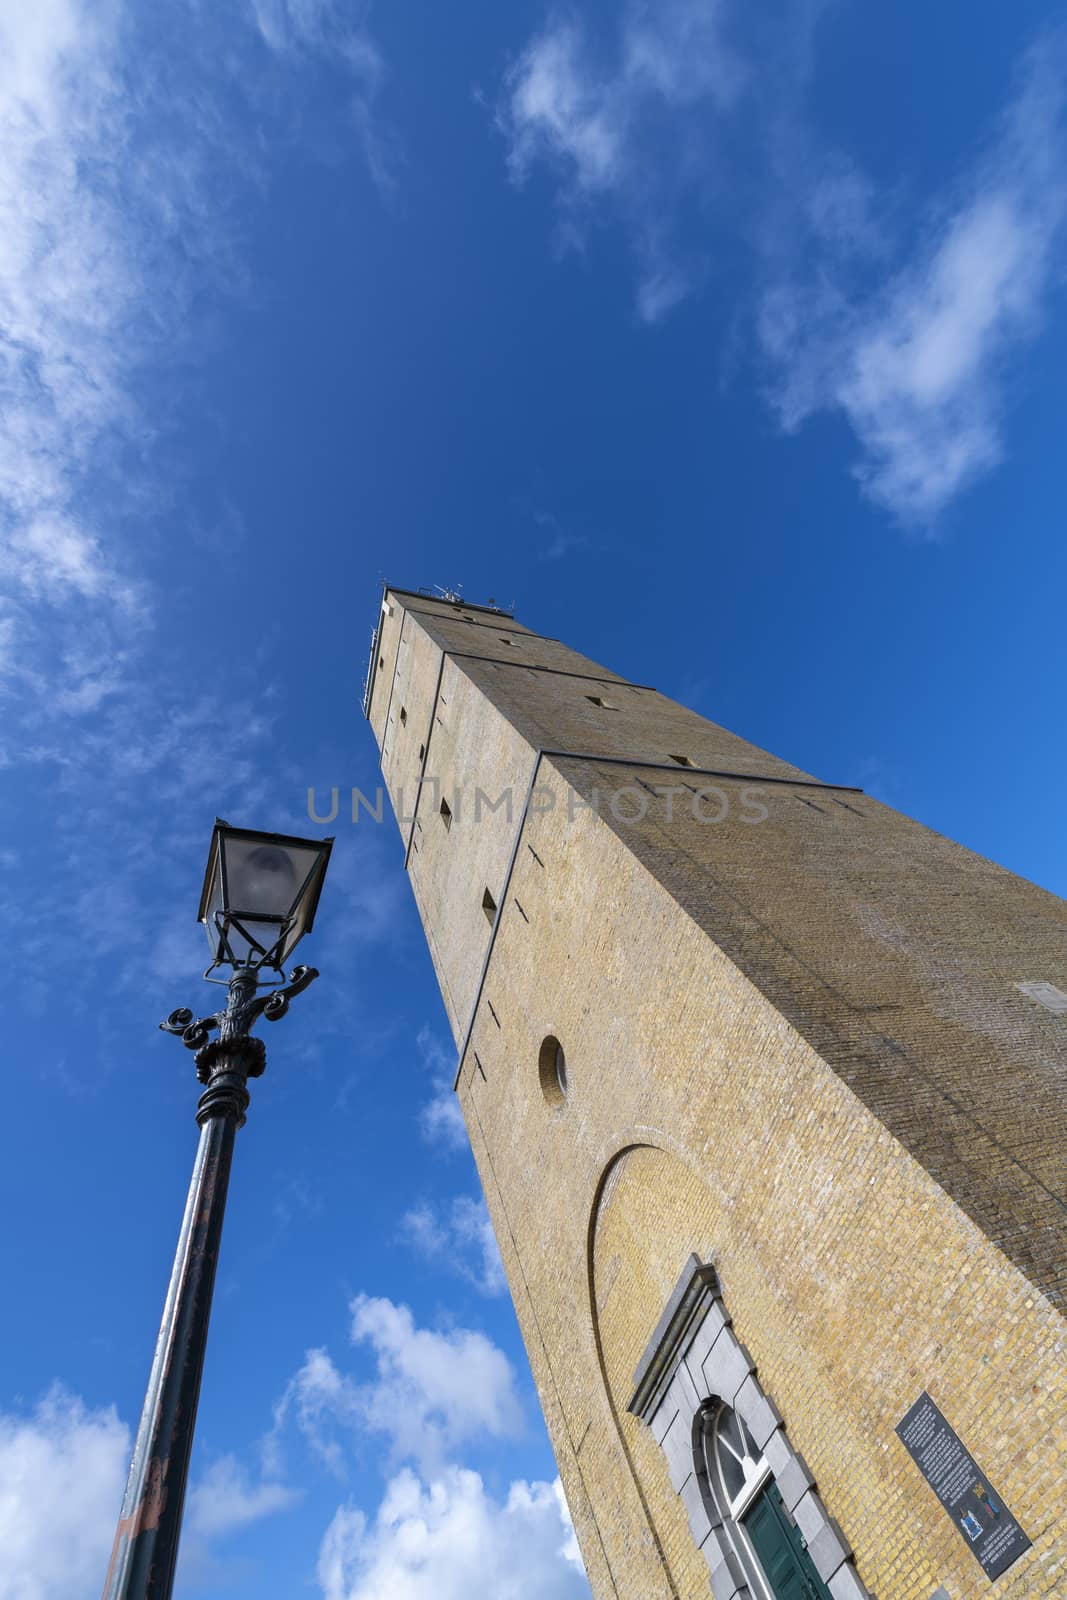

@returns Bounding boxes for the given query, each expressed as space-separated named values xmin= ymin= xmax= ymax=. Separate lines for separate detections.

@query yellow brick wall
xmin=364 ymin=589 xmax=1067 ymax=1600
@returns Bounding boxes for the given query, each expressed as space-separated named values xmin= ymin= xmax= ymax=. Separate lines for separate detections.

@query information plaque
xmin=896 ymin=1392 xmax=1031 ymax=1580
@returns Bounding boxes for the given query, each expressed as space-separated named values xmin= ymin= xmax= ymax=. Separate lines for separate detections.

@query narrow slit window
xmin=418 ymin=743 xmax=425 ymax=761
xmin=586 ymin=695 xmax=618 ymax=709
xmin=399 ymin=706 xmax=407 ymax=726
xmin=482 ymin=888 xmax=497 ymax=924
xmin=669 ymin=754 xmax=696 ymax=768
xmin=538 ymin=1036 xmax=568 ymax=1105
xmin=440 ymin=798 xmax=452 ymax=830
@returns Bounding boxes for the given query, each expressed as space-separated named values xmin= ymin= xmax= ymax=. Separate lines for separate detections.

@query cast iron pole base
xmin=101 ymin=1048 xmax=253 ymax=1600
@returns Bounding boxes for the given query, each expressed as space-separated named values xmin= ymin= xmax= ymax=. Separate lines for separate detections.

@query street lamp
xmin=103 ymin=821 xmax=333 ymax=1600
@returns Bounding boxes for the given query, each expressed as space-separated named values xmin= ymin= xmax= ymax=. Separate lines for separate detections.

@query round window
xmin=538 ymin=1036 xmax=568 ymax=1106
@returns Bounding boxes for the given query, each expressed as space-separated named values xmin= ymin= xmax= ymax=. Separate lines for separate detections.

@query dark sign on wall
xmin=896 ymin=1392 xmax=1032 ymax=1581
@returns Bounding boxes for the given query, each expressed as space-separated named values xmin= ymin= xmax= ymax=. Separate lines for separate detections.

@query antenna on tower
xmin=433 ymin=583 xmax=465 ymax=605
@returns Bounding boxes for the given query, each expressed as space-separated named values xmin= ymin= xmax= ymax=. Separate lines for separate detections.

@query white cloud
xmin=505 ymin=23 xmax=627 ymax=196
xmin=760 ymin=38 xmax=1067 ymax=522
xmin=349 ymin=1295 xmax=522 ymax=1470
xmin=418 ymin=1087 xmax=467 ymax=1149
xmin=416 ymin=1025 xmax=467 ymax=1152
xmin=0 ymin=1384 xmax=129 ymax=1600
xmin=400 ymin=1196 xmax=507 ymax=1296
xmin=504 ymin=1 xmax=740 ymax=187
xmin=0 ymin=519 xmax=137 ymax=609
xmin=273 ymin=1346 xmax=362 ymax=1475
xmin=274 ymin=1297 xmax=523 ymax=1478
xmin=171 ymin=1450 xmax=304 ymax=1592
xmin=317 ymin=1467 xmax=588 ymax=1600
xmin=0 ymin=1385 xmax=297 ymax=1600
xmin=501 ymin=1 xmax=742 ymax=320
xmin=185 ymin=1452 xmax=300 ymax=1539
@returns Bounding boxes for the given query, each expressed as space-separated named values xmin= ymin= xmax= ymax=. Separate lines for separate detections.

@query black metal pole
xmin=102 ymin=971 xmax=261 ymax=1600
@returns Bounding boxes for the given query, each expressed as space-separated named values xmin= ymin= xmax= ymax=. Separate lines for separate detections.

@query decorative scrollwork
xmin=160 ymin=1009 xmax=219 ymax=1051
xmin=262 ymin=965 xmax=318 ymax=1024
xmin=181 ymin=1018 xmax=217 ymax=1051
xmin=262 ymin=990 xmax=290 ymax=1022
xmin=159 ymin=965 xmax=321 ymax=1086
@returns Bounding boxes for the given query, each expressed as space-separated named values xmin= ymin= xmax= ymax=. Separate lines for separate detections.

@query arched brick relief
xmin=589 ymin=1142 xmax=716 ymax=1416
xmin=587 ymin=1141 xmax=734 ymax=1600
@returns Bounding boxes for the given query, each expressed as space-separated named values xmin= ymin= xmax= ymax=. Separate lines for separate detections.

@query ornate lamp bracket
xmin=160 ymin=964 xmax=320 ymax=1084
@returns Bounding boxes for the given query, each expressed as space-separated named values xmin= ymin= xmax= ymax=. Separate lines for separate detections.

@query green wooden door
xmin=742 ymin=1482 xmax=833 ymax=1600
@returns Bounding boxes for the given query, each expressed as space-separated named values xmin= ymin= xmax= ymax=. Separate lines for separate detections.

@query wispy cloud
xmin=520 ymin=502 xmax=591 ymax=563
xmin=501 ymin=6 xmax=1067 ymax=521
xmin=400 ymin=1195 xmax=507 ymax=1296
xmin=0 ymin=1 xmax=153 ymax=695
xmin=759 ymin=37 xmax=1067 ymax=523
xmin=273 ymin=1346 xmax=362 ymax=1477
xmin=1 ymin=679 xmax=281 ymax=999
xmin=416 ymin=1024 xmax=467 ymax=1151
xmin=173 ymin=1446 xmax=304 ymax=1590
xmin=248 ymin=0 xmax=396 ymax=189
xmin=0 ymin=0 xmax=393 ymax=724
xmin=500 ymin=1 xmax=743 ymax=321
xmin=0 ymin=3 xmax=235 ymax=727
xmin=185 ymin=1452 xmax=300 ymax=1540
xmin=317 ymin=1467 xmax=588 ymax=1600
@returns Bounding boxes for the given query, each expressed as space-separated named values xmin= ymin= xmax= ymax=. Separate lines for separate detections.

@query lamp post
xmin=102 ymin=820 xmax=333 ymax=1600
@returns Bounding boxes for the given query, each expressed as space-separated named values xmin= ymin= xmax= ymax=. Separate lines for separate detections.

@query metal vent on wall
xmin=1015 ymin=981 xmax=1067 ymax=1014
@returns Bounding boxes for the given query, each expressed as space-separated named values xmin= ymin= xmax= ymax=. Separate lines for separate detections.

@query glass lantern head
xmin=197 ymin=819 xmax=333 ymax=974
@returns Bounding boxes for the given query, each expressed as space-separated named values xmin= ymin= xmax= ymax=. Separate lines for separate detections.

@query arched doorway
xmin=698 ymin=1404 xmax=833 ymax=1600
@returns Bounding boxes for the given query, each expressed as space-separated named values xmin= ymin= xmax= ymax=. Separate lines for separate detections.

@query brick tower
xmin=362 ymin=585 xmax=1066 ymax=1600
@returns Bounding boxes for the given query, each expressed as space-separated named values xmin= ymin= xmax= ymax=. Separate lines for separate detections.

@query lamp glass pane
xmin=223 ymin=838 xmax=321 ymax=919
xmin=203 ymin=847 xmax=225 ymax=957
xmin=276 ymin=849 xmax=328 ymax=962
xmin=225 ymin=916 xmax=285 ymax=966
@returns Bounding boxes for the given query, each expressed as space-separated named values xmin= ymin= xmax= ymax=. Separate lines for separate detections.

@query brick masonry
xmin=364 ymin=587 xmax=1067 ymax=1600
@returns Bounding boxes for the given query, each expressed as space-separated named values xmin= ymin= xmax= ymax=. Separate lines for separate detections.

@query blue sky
xmin=1 ymin=2 xmax=1066 ymax=1596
